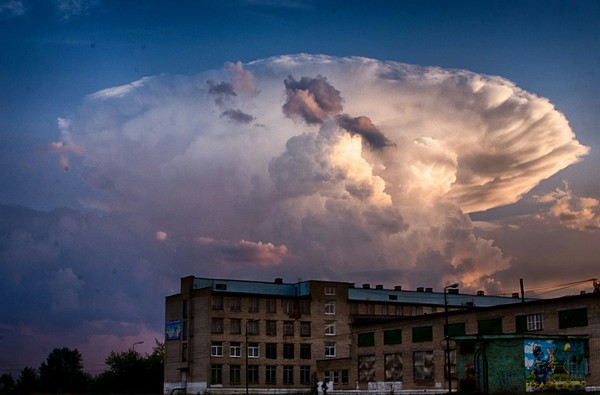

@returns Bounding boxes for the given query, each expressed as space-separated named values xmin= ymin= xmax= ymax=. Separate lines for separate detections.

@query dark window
xmin=342 ymin=370 xmax=349 ymax=384
xmin=215 ymin=283 xmax=227 ymax=290
xmin=446 ymin=322 xmax=466 ymax=337
xmin=283 ymin=321 xmax=294 ymax=336
xmin=478 ymin=318 xmax=502 ymax=335
xmin=283 ymin=343 xmax=294 ymax=359
xmin=230 ymin=297 xmax=241 ymax=312
xmin=358 ymin=332 xmax=375 ymax=347
xmin=211 ymin=318 xmax=224 ymax=334
xmin=300 ymin=366 xmax=311 ymax=385
xmin=248 ymin=365 xmax=259 ymax=384
xmin=300 ymin=300 xmax=311 ymax=315
xmin=559 ymin=308 xmax=588 ymax=328
xmin=265 ymin=365 xmax=276 ymax=385
xmin=212 ymin=295 xmax=224 ymax=310
xmin=300 ymin=344 xmax=311 ymax=359
xmin=283 ymin=366 xmax=294 ymax=385
xmin=300 ymin=321 xmax=311 ymax=336
xmin=412 ymin=326 xmax=433 ymax=342
xmin=266 ymin=320 xmax=277 ymax=336
xmin=248 ymin=298 xmax=259 ymax=313
xmin=211 ymin=364 xmax=222 ymax=384
xmin=266 ymin=343 xmax=277 ymax=359
xmin=383 ymin=329 xmax=402 ymax=344
xmin=389 ymin=295 xmax=398 ymax=301
xmin=230 ymin=365 xmax=241 ymax=384
xmin=181 ymin=343 xmax=188 ymax=362
xmin=247 ymin=320 xmax=259 ymax=335
xmin=459 ymin=341 xmax=475 ymax=355
xmin=230 ymin=318 xmax=241 ymax=334
xmin=182 ymin=299 xmax=189 ymax=319
xmin=266 ymin=299 xmax=276 ymax=313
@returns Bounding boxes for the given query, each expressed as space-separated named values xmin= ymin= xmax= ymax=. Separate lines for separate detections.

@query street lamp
xmin=444 ymin=283 xmax=459 ymax=393
xmin=131 ymin=341 xmax=144 ymax=352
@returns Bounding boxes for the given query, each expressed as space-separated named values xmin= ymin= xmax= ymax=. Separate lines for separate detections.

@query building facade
xmin=164 ymin=276 xmax=525 ymax=394
xmin=344 ymin=290 xmax=600 ymax=394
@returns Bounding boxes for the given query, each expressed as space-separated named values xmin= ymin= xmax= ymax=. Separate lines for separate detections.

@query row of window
xmin=211 ymin=342 xmax=313 ymax=359
xmin=358 ymin=351 xmax=454 ymax=382
xmin=210 ymin=364 xmax=313 ymax=385
xmin=210 ymin=296 xmax=315 ymax=315
xmin=357 ymin=308 xmax=589 ymax=347
xmin=211 ymin=318 xmax=316 ymax=336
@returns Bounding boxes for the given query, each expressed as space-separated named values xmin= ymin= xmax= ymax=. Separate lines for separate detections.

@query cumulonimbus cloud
xmin=52 ymin=54 xmax=588 ymax=291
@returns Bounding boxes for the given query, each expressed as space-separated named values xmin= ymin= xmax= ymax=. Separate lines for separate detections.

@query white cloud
xmin=0 ymin=0 xmax=24 ymax=18
xmin=54 ymin=54 xmax=587 ymax=292
xmin=534 ymin=182 xmax=600 ymax=231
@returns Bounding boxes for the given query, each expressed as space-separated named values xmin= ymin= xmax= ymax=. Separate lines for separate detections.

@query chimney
xmin=512 ymin=292 xmax=520 ymax=298
xmin=425 ymin=287 xmax=433 ymax=293
xmin=448 ymin=288 xmax=459 ymax=294
xmin=274 ymin=278 xmax=283 ymax=284
xmin=394 ymin=285 xmax=402 ymax=291
xmin=362 ymin=283 xmax=371 ymax=289
xmin=477 ymin=290 xmax=485 ymax=296
xmin=375 ymin=284 xmax=384 ymax=290
xmin=416 ymin=287 xmax=424 ymax=292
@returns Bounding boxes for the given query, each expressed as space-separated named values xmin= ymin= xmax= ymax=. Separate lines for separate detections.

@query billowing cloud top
xmin=54 ymin=54 xmax=587 ymax=291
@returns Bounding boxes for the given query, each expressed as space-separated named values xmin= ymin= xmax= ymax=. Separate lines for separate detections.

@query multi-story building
xmin=343 ymin=288 xmax=600 ymax=394
xmin=164 ymin=276 xmax=526 ymax=394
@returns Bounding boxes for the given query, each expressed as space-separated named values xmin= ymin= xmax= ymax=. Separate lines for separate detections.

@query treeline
xmin=0 ymin=340 xmax=164 ymax=394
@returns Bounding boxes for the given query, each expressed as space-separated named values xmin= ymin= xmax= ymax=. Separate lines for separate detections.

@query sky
xmin=1 ymin=0 xmax=600 ymax=376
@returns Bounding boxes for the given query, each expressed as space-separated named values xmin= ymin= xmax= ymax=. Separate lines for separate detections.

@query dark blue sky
xmin=1 ymin=0 xmax=599 ymax=376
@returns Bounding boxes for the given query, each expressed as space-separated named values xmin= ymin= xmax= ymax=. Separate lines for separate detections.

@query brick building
xmin=344 ymin=290 xmax=600 ymax=394
xmin=164 ymin=276 xmax=526 ymax=394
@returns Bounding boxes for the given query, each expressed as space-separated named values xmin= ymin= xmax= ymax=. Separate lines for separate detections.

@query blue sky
xmin=1 ymin=0 xmax=600 ymax=375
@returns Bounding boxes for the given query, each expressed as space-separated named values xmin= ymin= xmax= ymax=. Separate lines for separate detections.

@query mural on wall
xmin=524 ymin=339 xmax=587 ymax=392
xmin=166 ymin=319 xmax=182 ymax=340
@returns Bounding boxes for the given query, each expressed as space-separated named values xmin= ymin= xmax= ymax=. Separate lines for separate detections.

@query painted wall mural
xmin=524 ymin=339 xmax=587 ymax=392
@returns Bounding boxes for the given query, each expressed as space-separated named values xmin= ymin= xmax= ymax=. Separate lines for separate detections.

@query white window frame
xmin=325 ymin=286 xmax=336 ymax=296
xmin=325 ymin=342 xmax=336 ymax=357
xmin=211 ymin=342 xmax=223 ymax=357
xmin=527 ymin=313 xmax=544 ymax=331
xmin=230 ymin=342 xmax=241 ymax=357
xmin=248 ymin=343 xmax=260 ymax=358
xmin=325 ymin=301 xmax=336 ymax=315
xmin=325 ymin=321 xmax=336 ymax=336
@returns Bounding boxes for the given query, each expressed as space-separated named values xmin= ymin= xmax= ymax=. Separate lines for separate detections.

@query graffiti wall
xmin=524 ymin=339 xmax=587 ymax=392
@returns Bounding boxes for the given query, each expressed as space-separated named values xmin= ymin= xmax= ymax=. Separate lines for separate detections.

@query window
xmin=283 ymin=320 xmax=294 ymax=336
xmin=247 ymin=365 xmax=259 ymax=384
xmin=325 ymin=301 xmax=336 ymax=315
xmin=211 ymin=364 xmax=223 ymax=384
xmin=300 ymin=300 xmax=311 ymax=315
xmin=266 ymin=299 xmax=276 ymax=313
xmin=300 ymin=366 xmax=311 ymax=385
xmin=211 ymin=318 xmax=224 ymax=334
xmin=358 ymin=332 xmax=375 ymax=347
xmin=247 ymin=320 xmax=259 ymax=335
xmin=265 ymin=365 xmax=276 ymax=385
xmin=283 ymin=343 xmax=294 ymax=359
xmin=444 ymin=349 xmax=456 ymax=379
xmin=516 ymin=314 xmax=544 ymax=332
xmin=230 ymin=342 xmax=241 ymax=357
xmin=230 ymin=318 xmax=241 ymax=334
xmin=325 ymin=321 xmax=336 ymax=336
xmin=300 ymin=321 xmax=311 ymax=336
xmin=211 ymin=342 xmax=223 ymax=357
xmin=230 ymin=365 xmax=241 ymax=384
xmin=478 ymin=318 xmax=503 ymax=335
xmin=413 ymin=350 xmax=434 ymax=380
xmin=266 ymin=343 xmax=277 ymax=359
xmin=366 ymin=303 xmax=375 ymax=315
xmin=333 ymin=371 xmax=339 ymax=383
xmin=384 ymin=329 xmax=402 ymax=345
xmin=266 ymin=320 xmax=277 ymax=336
xmin=248 ymin=298 xmax=259 ymax=313
xmin=381 ymin=304 xmax=389 ymax=315
xmin=182 ymin=299 xmax=189 ymax=319
xmin=248 ymin=343 xmax=259 ymax=358
xmin=325 ymin=342 xmax=336 ymax=357
xmin=283 ymin=366 xmax=294 ymax=385
xmin=181 ymin=343 xmax=188 ymax=362
xmin=325 ymin=286 xmax=336 ymax=295
xmin=215 ymin=283 xmax=227 ymax=290
xmin=283 ymin=299 xmax=294 ymax=314
xmin=342 ymin=370 xmax=349 ymax=384
xmin=300 ymin=344 xmax=311 ymax=359
xmin=230 ymin=297 xmax=241 ymax=312
xmin=384 ymin=353 xmax=403 ymax=381
xmin=559 ymin=308 xmax=588 ymax=328
xmin=445 ymin=322 xmax=466 ymax=337
xmin=182 ymin=321 xmax=188 ymax=340
xmin=412 ymin=326 xmax=433 ymax=342
xmin=358 ymin=354 xmax=375 ymax=382
xmin=212 ymin=295 xmax=224 ymax=310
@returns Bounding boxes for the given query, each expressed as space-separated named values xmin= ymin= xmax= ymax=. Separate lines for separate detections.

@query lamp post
xmin=131 ymin=341 xmax=144 ymax=352
xmin=444 ymin=283 xmax=459 ymax=393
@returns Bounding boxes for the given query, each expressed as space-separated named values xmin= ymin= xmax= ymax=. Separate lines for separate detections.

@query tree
xmin=15 ymin=366 xmax=39 ymax=394
xmin=0 ymin=373 xmax=15 ymax=393
xmin=39 ymin=347 xmax=89 ymax=393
